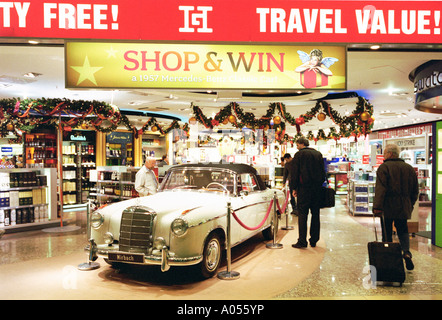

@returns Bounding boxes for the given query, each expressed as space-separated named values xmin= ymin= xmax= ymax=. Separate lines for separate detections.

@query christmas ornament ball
xmin=273 ymin=116 xmax=281 ymax=124
xmin=317 ymin=112 xmax=326 ymax=121
xmin=360 ymin=111 xmax=370 ymax=121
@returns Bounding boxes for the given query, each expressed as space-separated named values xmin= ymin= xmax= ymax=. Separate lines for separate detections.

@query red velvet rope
xmin=276 ymin=188 xmax=290 ymax=214
xmin=231 ymin=199 xmax=274 ymax=231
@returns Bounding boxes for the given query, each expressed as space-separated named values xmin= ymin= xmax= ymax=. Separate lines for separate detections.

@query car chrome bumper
xmin=84 ymin=243 xmax=202 ymax=272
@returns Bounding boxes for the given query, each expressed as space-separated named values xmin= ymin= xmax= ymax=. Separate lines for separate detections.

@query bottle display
xmin=105 ymin=132 xmax=134 ymax=166
xmin=61 ymin=130 xmax=96 ymax=205
xmin=24 ymin=132 xmax=57 ymax=168
xmin=94 ymin=168 xmax=138 ymax=205
xmin=0 ymin=170 xmax=49 ymax=227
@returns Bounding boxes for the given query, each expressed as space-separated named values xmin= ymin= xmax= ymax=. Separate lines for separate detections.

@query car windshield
xmin=160 ymin=168 xmax=235 ymax=194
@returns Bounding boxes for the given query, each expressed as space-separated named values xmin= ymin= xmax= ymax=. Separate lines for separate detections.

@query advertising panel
xmin=65 ymin=41 xmax=346 ymax=90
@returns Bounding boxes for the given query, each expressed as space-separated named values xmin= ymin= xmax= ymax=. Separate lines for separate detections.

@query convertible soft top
xmin=168 ymin=163 xmax=267 ymax=190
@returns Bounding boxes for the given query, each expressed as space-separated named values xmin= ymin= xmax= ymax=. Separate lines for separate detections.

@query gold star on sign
xmin=106 ymin=46 xmax=118 ymax=58
xmin=70 ymin=56 xmax=103 ymax=86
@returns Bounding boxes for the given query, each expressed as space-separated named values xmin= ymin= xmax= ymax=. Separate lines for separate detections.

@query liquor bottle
xmin=34 ymin=206 xmax=40 ymax=223
xmin=0 ymin=209 xmax=4 ymax=227
xmin=131 ymin=186 xmax=138 ymax=198
xmin=22 ymin=208 xmax=29 ymax=224
xmin=4 ymin=209 xmax=10 ymax=226
xmin=10 ymin=209 xmax=16 ymax=226
xmin=30 ymin=207 xmax=35 ymax=223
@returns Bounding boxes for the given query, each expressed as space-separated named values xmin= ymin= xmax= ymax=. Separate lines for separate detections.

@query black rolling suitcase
xmin=367 ymin=214 xmax=406 ymax=286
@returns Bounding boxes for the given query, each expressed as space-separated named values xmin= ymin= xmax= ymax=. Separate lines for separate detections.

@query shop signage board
xmin=409 ymin=60 xmax=442 ymax=113
xmin=0 ymin=1 xmax=440 ymax=44
xmin=65 ymin=41 xmax=346 ymax=90
xmin=434 ymin=121 xmax=442 ymax=247
xmin=376 ymin=123 xmax=433 ymax=139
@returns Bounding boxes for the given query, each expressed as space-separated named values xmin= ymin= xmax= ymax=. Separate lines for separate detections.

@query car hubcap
xmin=206 ymin=239 xmax=220 ymax=271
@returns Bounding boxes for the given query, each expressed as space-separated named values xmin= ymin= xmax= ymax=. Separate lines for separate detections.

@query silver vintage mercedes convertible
xmin=86 ymin=163 xmax=286 ymax=278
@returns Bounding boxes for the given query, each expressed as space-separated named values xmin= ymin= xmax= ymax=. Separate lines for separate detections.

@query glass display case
xmin=89 ymin=166 xmax=138 ymax=206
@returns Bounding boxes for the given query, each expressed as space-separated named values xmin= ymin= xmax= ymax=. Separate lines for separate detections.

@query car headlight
xmin=90 ymin=211 xmax=104 ymax=229
xmin=171 ymin=218 xmax=188 ymax=237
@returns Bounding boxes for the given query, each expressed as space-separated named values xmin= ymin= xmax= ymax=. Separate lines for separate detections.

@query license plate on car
xmin=108 ymin=252 xmax=144 ymax=263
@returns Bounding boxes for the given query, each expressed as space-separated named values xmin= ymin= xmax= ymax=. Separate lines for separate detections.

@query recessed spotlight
xmin=23 ymin=72 xmax=42 ymax=78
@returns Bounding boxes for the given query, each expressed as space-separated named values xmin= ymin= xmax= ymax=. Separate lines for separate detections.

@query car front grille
xmin=119 ymin=207 xmax=155 ymax=254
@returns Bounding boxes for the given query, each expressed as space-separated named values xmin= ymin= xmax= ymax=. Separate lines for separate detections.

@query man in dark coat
xmin=289 ymin=137 xmax=326 ymax=248
xmin=373 ymin=144 xmax=419 ymax=270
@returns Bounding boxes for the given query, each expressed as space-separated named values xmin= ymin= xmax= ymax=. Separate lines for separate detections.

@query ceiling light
xmin=370 ymin=45 xmax=381 ymax=50
xmin=28 ymin=40 xmax=39 ymax=45
xmin=23 ymin=72 xmax=42 ymax=78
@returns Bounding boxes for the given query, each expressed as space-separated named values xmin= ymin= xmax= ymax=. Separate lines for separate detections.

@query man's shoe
xmin=292 ymin=242 xmax=307 ymax=249
xmin=310 ymin=242 xmax=317 ymax=248
xmin=403 ymin=253 xmax=414 ymax=271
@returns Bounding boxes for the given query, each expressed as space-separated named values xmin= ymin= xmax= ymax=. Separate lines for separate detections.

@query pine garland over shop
xmin=0 ymin=96 xmax=374 ymax=145
xmin=190 ymin=96 xmax=374 ymax=143
xmin=0 ymin=98 xmax=189 ymax=143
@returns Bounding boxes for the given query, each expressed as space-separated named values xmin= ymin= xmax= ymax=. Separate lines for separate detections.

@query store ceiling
xmin=1 ymin=44 xmax=442 ymax=136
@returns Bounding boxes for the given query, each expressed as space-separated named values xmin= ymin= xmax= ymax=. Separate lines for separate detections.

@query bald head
xmin=144 ymin=157 xmax=156 ymax=170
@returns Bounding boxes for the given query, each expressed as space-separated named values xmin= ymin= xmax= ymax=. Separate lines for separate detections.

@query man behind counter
xmin=135 ymin=157 xmax=158 ymax=197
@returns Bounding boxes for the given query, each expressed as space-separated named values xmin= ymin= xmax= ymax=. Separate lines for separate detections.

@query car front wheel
xmin=199 ymin=232 xmax=222 ymax=278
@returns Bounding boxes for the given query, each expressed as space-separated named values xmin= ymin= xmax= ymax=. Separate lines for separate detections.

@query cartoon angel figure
xmin=295 ymin=49 xmax=338 ymax=76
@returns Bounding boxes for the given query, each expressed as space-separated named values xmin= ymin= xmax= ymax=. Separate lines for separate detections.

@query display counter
xmin=347 ymin=179 xmax=375 ymax=215
xmin=89 ymin=166 xmax=139 ymax=206
xmin=347 ymin=175 xmax=419 ymax=233
xmin=0 ymin=168 xmax=57 ymax=231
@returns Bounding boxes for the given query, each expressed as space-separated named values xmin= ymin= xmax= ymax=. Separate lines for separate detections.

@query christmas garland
xmin=190 ymin=96 xmax=374 ymax=143
xmin=0 ymin=98 xmax=189 ymax=143
xmin=0 ymin=96 xmax=374 ymax=145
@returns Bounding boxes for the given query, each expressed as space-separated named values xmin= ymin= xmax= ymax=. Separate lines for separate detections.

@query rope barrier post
xmin=78 ymin=199 xmax=100 ymax=271
xmin=218 ymin=202 xmax=240 ymax=280
xmin=266 ymin=192 xmax=283 ymax=249
xmin=281 ymin=188 xmax=294 ymax=231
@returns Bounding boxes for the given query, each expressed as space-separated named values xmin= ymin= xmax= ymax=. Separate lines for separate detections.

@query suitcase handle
xmin=372 ymin=213 xmax=387 ymax=242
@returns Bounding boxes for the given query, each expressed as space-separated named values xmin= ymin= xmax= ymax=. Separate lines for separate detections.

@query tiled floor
xmin=276 ymin=199 xmax=442 ymax=300
xmin=0 ymin=197 xmax=441 ymax=300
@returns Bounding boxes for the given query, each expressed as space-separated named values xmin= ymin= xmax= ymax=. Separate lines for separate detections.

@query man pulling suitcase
xmin=372 ymin=143 xmax=419 ymax=271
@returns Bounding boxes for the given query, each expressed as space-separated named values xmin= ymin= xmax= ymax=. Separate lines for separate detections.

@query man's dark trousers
xmin=297 ymin=186 xmax=321 ymax=246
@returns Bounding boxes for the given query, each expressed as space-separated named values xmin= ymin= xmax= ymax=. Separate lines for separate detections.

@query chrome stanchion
xmin=266 ymin=192 xmax=283 ymax=249
xmin=281 ymin=187 xmax=294 ymax=231
xmin=78 ymin=199 xmax=100 ymax=271
xmin=217 ymin=202 xmax=240 ymax=280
